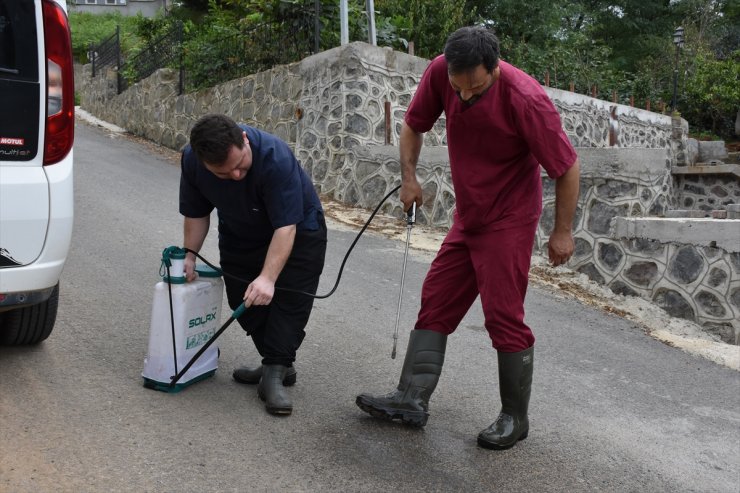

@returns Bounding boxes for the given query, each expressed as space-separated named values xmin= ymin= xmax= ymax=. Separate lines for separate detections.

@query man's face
xmin=448 ymin=64 xmax=497 ymax=106
xmin=204 ymin=132 xmax=252 ymax=181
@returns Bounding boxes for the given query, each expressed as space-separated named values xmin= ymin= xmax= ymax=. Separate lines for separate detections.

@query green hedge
xmin=68 ymin=12 xmax=142 ymax=64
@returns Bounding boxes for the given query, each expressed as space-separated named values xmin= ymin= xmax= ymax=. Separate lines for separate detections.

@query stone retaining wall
xmin=673 ymin=174 xmax=740 ymax=211
xmin=611 ymin=218 xmax=740 ymax=344
xmin=538 ymin=147 xmax=674 ymax=276
xmin=79 ymin=42 xmax=677 ymax=156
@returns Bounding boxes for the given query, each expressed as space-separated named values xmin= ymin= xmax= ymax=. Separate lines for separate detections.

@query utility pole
xmin=670 ymin=26 xmax=684 ymax=113
xmin=366 ymin=0 xmax=377 ymax=46
xmin=340 ymin=0 xmax=349 ymax=45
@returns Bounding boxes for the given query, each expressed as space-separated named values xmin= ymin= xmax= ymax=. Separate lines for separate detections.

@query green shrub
xmin=68 ymin=12 xmax=142 ymax=63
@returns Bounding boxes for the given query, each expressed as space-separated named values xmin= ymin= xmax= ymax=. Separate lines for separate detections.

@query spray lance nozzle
xmin=405 ymin=202 xmax=416 ymax=226
xmin=392 ymin=203 xmax=417 ymax=359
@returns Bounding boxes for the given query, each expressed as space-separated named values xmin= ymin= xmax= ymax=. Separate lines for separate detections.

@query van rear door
xmin=0 ymin=0 xmax=49 ymax=267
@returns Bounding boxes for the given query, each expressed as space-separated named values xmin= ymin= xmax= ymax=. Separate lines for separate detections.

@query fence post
xmin=646 ymin=98 xmax=651 ymax=111
xmin=612 ymin=90 xmax=617 ymax=103
xmin=629 ymin=95 xmax=634 ymax=107
xmin=314 ymin=0 xmax=320 ymax=53
xmin=115 ymin=25 xmax=121 ymax=95
xmin=408 ymin=41 xmax=414 ymax=56
xmin=544 ymin=70 xmax=550 ymax=87
xmin=569 ymin=81 xmax=574 ymax=92
xmin=178 ymin=21 xmax=184 ymax=95
xmin=591 ymin=85 xmax=597 ymax=98
xmin=384 ymin=101 xmax=392 ymax=145
xmin=91 ymin=42 xmax=96 ymax=77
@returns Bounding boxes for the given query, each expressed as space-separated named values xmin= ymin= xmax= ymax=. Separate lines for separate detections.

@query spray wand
xmin=391 ymin=202 xmax=416 ymax=359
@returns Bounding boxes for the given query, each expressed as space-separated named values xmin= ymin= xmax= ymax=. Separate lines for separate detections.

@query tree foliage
xmin=68 ymin=11 xmax=142 ymax=63
xmin=373 ymin=0 xmax=471 ymax=58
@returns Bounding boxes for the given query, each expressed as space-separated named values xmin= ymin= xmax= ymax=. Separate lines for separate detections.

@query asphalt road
xmin=1 ymin=120 xmax=738 ymax=492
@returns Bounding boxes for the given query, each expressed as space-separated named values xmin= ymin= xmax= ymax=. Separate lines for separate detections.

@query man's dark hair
xmin=444 ymin=26 xmax=500 ymax=75
xmin=189 ymin=114 xmax=244 ymax=165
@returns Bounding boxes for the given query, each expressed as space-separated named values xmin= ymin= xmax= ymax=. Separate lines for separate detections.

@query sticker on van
xmin=0 ymin=137 xmax=25 ymax=146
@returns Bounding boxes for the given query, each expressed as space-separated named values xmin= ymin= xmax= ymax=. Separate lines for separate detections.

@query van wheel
xmin=0 ymin=284 xmax=59 ymax=345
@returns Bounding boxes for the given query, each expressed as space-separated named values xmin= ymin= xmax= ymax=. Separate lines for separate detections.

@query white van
xmin=0 ymin=0 xmax=74 ymax=344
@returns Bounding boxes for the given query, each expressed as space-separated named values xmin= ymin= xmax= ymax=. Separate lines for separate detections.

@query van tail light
xmin=42 ymin=0 xmax=74 ymax=165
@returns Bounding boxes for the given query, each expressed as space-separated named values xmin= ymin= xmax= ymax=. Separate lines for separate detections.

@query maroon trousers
xmin=415 ymin=217 xmax=538 ymax=353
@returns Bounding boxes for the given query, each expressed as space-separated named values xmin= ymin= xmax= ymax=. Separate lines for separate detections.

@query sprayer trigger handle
xmin=406 ymin=202 xmax=416 ymax=225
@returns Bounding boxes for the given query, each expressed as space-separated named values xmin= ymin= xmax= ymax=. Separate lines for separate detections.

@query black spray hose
xmin=183 ymin=184 xmax=403 ymax=299
xmin=169 ymin=184 xmax=403 ymax=388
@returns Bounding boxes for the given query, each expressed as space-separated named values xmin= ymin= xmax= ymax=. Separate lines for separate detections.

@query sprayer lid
xmin=195 ymin=264 xmax=222 ymax=278
xmin=162 ymin=275 xmax=186 ymax=284
xmin=162 ymin=246 xmax=186 ymax=261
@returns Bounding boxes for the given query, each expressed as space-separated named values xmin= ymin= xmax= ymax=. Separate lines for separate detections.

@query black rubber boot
xmin=257 ymin=365 xmax=293 ymax=416
xmin=355 ymin=329 xmax=447 ymax=427
xmin=233 ymin=365 xmax=297 ymax=386
xmin=477 ymin=346 xmax=534 ymax=450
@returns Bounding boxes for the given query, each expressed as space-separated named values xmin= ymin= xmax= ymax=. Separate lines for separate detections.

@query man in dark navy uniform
xmin=180 ymin=114 xmax=326 ymax=416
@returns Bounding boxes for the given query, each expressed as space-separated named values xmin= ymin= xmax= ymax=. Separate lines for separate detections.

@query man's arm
xmin=183 ymin=215 xmax=210 ymax=281
xmin=548 ymin=159 xmax=580 ymax=266
xmin=243 ymin=224 xmax=296 ymax=307
xmin=399 ymin=122 xmax=425 ymax=211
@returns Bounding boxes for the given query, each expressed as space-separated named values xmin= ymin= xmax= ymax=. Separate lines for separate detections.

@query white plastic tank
xmin=142 ymin=255 xmax=223 ymax=392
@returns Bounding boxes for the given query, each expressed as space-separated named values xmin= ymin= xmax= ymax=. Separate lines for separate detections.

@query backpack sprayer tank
xmin=142 ymin=246 xmax=224 ymax=392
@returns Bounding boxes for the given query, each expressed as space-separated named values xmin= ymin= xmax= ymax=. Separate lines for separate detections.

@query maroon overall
xmin=405 ymin=56 xmax=577 ymax=352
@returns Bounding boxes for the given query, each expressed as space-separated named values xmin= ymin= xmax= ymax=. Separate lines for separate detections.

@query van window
xmin=0 ymin=0 xmax=38 ymax=82
xmin=0 ymin=0 xmax=40 ymax=162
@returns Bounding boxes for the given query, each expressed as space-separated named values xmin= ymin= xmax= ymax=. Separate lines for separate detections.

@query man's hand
xmin=400 ymin=178 xmax=423 ymax=213
xmin=548 ymin=230 xmax=575 ymax=266
xmin=184 ymin=253 xmax=197 ymax=282
xmin=243 ymin=275 xmax=275 ymax=307
xmin=183 ymin=215 xmax=210 ymax=282
xmin=243 ymin=224 xmax=295 ymax=307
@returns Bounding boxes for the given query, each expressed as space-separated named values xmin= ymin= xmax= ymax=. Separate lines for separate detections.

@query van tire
xmin=0 ymin=284 xmax=59 ymax=345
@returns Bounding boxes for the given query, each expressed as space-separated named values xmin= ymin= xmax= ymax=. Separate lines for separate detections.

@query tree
xmin=374 ymin=0 xmax=474 ymax=58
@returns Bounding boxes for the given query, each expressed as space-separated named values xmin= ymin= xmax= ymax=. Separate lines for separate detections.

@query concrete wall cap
xmin=611 ymin=217 xmax=740 ymax=252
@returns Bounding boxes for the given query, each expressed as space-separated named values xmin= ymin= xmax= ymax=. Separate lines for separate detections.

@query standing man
xmin=180 ymin=114 xmax=326 ymax=416
xmin=356 ymin=26 xmax=580 ymax=449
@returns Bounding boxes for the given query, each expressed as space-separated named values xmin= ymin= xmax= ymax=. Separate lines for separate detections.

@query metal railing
xmin=183 ymin=20 xmax=315 ymax=92
xmin=90 ymin=26 xmax=120 ymax=78
xmin=120 ymin=21 xmax=184 ymax=94
xmin=89 ymin=8 xmax=317 ymax=95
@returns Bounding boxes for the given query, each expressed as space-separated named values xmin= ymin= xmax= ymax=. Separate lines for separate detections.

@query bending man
xmin=180 ymin=114 xmax=326 ymax=416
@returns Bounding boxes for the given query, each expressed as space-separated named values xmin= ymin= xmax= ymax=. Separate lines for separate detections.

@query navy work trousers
xmin=221 ymin=215 xmax=327 ymax=366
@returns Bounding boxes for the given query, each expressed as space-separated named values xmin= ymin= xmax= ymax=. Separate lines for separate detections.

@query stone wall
xmin=80 ymin=42 xmax=677 ymax=157
xmin=611 ymin=218 xmax=740 ymax=344
xmin=77 ymin=41 xmax=738 ymax=342
xmin=537 ymin=147 xmax=674 ymax=274
xmin=673 ymin=174 xmax=740 ymax=211
xmin=80 ymin=62 xmax=303 ymax=151
xmin=293 ymin=45 xmax=677 ymax=192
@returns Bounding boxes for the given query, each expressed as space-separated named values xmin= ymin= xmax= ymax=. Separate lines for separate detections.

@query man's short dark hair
xmin=189 ymin=114 xmax=244 ymax=165
xmin=444 ymin=26 xmax=500 ymax=75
